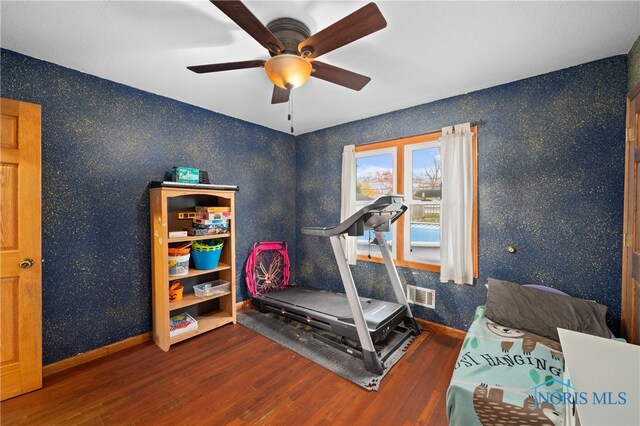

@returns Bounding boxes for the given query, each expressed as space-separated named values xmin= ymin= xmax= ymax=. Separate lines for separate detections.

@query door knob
xmin=19 ymin=258 xmax=34 ymax=269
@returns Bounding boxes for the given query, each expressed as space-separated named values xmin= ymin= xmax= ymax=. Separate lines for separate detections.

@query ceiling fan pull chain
xmin=290 ymin=90 xmax=294 ymax=134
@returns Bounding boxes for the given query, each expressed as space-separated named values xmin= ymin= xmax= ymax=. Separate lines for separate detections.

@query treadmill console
xmin=362 ymin=195 xmax=406 ymax=233
xmin=301 ymin=195 xmax=407 ymax=237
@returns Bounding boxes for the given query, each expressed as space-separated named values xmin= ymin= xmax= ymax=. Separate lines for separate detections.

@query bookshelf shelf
xmin=169 ymin=311 xmax=235 ymax=345
xmin=168 ymin=291 xmax=232 ymax=311
xmin=168 ymin=233 xmax=231 ymax=244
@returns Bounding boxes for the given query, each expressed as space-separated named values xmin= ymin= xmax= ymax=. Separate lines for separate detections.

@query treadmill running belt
xmin=256 ymin=286 xmax=405 ymax=328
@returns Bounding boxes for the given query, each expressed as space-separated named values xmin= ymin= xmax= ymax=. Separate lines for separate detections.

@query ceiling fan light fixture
xmin=264 ymin=54 xmax=312 ymax=90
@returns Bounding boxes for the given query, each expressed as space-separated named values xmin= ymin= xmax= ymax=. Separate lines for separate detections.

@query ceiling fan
xmin=188 ymin=1 xmax=387 ymax=104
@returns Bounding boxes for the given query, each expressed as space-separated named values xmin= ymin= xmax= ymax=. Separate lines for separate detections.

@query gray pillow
xmin=485 ymin=278 xmax=609 ymax=342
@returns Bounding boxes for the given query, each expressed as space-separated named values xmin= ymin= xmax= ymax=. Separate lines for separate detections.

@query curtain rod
xmin=357 ymin=119 xmax=485 ymax=148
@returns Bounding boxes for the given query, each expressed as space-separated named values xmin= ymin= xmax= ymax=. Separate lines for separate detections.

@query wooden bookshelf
xmin=149 ymin=186 xmax=237 ymax=351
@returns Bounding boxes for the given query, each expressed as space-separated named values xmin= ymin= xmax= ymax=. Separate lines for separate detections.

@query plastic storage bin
xmin=168 ymin=254 xmax=190 ymax=276
xmin=194 ymin=280 xmax=230 ymax=298
xmin=191 ymin=239 xmax=223 ymax=270
xmin=168 ymin=241 xmax=191 ymax=257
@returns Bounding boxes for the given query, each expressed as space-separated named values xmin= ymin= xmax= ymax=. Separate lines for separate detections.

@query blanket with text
xmin=446 ymin=305 xmax=565 ymax=426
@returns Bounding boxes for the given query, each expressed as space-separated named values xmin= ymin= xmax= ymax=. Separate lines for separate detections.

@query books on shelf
xmin=183 ymin=227 xmax=229 ymax=236
xmin=169 ymin=312 xmax=198 ymax=337
xmin=196 ymin=211 xmax=231 ymax=220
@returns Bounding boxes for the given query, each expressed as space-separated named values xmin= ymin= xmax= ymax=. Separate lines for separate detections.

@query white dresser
xmin=558 ymin=328 xmax=640 ymax=426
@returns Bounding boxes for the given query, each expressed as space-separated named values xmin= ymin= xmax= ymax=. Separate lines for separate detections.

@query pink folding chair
xmin=245 ymin=241 xmax=290 ymax=296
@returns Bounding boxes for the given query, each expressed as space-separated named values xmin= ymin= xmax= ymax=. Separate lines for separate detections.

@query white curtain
xmin=439 ymin=123 xmax=473 ymax=285
xmin=340 ymin=144 xmax=358 ymax=265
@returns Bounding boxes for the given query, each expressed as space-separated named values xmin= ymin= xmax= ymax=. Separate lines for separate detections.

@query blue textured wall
xmin=296 ymin=56 xmax=627 ymax=334
xmin=0 ymin=48 xmax=627 ymax=364
xmin=0 ymin=49 xmax=296 ymax=364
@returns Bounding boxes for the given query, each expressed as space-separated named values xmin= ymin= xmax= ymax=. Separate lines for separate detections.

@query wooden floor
xmin=1 ymin=319 xmax=463 ymax=425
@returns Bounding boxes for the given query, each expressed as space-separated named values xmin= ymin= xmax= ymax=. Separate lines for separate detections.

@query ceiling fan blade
xmin=298 ymin=3 xmax=387 ymax=59
xmin=210 ymin=1 xmax=284 ymax=54
xmin=187 ymin=60 xmax=265 ymax=74
xmin=271 ymin=85 xmax=290 ymax=104
xmin=311 ymin=61 xmax=371 ymax=91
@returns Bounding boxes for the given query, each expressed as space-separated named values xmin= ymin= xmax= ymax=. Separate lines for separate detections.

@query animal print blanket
xmin=447 ymin=306 xmax=565 ymax=426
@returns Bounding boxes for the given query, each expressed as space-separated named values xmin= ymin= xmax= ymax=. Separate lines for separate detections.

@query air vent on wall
xmin=406 ymin=285 xmax=435 ymax=309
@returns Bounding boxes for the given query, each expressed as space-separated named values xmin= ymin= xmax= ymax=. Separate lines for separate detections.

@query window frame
xmin=353 ymin=128 xmax=479 ymax=276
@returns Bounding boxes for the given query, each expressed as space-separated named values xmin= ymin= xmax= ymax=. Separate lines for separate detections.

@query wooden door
xmin=622 ymin=84 xmax=640 ymax=345
xmin=0 ymin=98 xmax=42 ymax=400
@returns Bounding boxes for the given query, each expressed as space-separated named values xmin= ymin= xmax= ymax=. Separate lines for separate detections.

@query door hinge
xmin=627 ymin=127 xmax=634 ymax=143
xmin=624 ymin=233 xmax=632 ymax=248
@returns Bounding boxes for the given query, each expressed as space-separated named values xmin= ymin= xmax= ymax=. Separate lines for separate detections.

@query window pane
xmin=412 ymin=147 xmax=441 ymax=201
xmin=409 ymin=203 xmax=440 ymax=261
xmin=356 ymin=154 xmax=393 ymax=201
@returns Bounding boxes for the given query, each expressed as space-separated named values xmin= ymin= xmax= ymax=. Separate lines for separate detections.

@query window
xmin=352 ymin=129 xmax=478 ymax=273
xmin=355 ymin=147 xmax=396 ymax=258
xmin=404 ymin=141 xmax=442 ymax=264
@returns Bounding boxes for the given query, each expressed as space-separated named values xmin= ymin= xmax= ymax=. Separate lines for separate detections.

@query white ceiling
xmin=1 ymin=1 xmax=639 ymax=135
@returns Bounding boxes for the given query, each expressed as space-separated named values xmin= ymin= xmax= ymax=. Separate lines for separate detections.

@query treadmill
xmin=252 ymin=195 xmax=421 ymax=374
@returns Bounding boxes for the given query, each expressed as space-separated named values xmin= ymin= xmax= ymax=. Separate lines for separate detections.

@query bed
xmin=446 ymin=279 xmax=611 ymax=426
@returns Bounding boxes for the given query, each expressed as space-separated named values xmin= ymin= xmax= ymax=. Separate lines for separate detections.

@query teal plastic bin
xmin=191 ymin=239 xmax=224 ymax=270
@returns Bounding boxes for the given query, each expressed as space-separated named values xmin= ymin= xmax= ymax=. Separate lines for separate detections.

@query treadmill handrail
xmin=301 ymin=195 xmax=407 ymax=237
